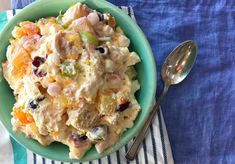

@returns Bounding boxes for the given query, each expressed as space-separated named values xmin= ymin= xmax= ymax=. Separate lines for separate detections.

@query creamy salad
xmin=2 ymin=2 xmax=141 ymax=159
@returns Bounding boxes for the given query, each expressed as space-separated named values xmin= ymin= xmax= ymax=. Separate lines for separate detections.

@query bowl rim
xmin=0 ymin=0 xmax=157 ymax=162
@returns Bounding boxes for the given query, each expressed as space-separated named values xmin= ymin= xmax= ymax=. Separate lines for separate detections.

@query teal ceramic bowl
xmin=0 ymin=0 xmax=156 ymax=162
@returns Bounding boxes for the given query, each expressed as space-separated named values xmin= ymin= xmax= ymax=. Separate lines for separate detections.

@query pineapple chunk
xmin=97 ymin=90 xmax=117 ymax=115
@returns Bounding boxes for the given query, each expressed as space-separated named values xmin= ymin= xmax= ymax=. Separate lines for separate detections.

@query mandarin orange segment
xmin=13 ymin=21 xmax=40 ymax=38
xmin=13 ymin=108 xmax=34 ymax=124
xmin=12 ymin=53 xmax=30 ymax=69
xmin=65 ymin=79 xmax=72 ymax=86
xmin=12 ymin=53 xmax=31 ymax=78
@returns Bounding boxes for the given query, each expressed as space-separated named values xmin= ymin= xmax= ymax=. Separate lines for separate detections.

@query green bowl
xmin=0 ymin=0 xmax=156 ymax=162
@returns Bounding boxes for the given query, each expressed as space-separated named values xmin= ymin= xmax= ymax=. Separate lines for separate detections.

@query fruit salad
xmin=2 ymin=2 xmax=141 ymax=159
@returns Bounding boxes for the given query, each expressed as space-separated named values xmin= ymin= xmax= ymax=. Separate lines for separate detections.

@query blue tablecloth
xmin=12 ymin=0 xmax=235 ymax=163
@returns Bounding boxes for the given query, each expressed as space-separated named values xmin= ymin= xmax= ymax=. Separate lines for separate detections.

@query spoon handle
xmin=125 ymin=84 xmax=169 ymax=161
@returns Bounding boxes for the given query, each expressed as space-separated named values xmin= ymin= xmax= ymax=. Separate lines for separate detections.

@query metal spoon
xmin=125 ymin=40 xmax=197 ymax=161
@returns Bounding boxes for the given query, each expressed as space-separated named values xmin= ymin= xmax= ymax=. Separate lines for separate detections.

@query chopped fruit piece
xmin=32 ymin=56 xmax=46 ymax=67
xmin=12 ymin=53 xmax=31 ymax=69
xmin=81 ymin=31 xmax=99 ymax=46
xmin=87 ymin=125 xmax=108 ymax=141
xmin=60 ymin=60 xmax=78 ymax=77
xmin=12 ymin=21 xmax=40 ymax=38
xmin=116 ymin=101 xmax=130 ymax=112
xmin=13 ymin=108 xmax=34 ymax=124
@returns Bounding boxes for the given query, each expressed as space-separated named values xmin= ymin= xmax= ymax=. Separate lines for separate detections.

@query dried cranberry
xmin=33 ymin=68 xmax=38 ymax=74
xmin=70 ymin=132 xmax=87 ymax=141
xmin=33 ymin=67 xmax=47 ymax=77
xmin=32 ymin=56 xmax=45 ymax=67
xmin=116 ymin=101 xmax=130 ymax=112
xmin=79 ymin=135 xmax=88 ymax=140
xmin=97 ymin=12 xmax=104 ymax=21
xmin=36 ymin=96 xmax=45 ymax=102
xmin=69 ymin=132 xmax=88 ymax=148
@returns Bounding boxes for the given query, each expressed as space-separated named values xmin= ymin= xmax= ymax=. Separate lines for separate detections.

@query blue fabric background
xmin=12 ymin=0 xmax=235 ymax=163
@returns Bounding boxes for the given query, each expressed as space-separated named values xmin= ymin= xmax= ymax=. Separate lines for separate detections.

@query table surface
xmin=11 ymin=0 xmax=235 ymax=164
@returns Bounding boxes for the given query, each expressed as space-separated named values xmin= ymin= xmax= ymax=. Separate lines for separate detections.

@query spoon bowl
xmin=162 ymin=40 xmax=197 ymax=85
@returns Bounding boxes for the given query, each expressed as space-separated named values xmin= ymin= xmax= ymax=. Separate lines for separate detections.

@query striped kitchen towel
xmin=0 ymin=7 xmax=174 ymax=164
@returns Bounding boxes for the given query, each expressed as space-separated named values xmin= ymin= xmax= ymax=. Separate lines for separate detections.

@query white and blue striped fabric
xmin=0 ymin=7 xmax=174 ymax=164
